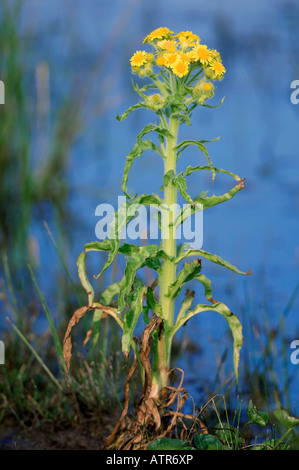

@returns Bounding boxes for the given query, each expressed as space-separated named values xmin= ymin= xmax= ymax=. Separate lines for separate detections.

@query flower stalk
xmin=152 ymin=115 xmax=179 ymax=394
xmin=67 ymin=27 xmax=249 ymax=418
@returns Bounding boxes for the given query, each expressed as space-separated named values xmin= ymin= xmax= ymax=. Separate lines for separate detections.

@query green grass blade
xmin=2 ymin=250 xmax=21 ymax=323
xmin=28 ymin=264 xmax=64 ymax=360
xmin=43 ymin=221 xmax=83 ymax=305
xmin=6 ymin=317 xmax=62 ymax=390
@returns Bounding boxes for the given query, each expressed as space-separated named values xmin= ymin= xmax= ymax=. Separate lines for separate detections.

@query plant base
xmin=103 ymin=316 xmax=201 ymax=450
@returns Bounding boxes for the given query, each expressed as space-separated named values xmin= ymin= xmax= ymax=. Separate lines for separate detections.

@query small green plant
xmin=63 ymin=27 xmax=250 ymax=449
xmin=146 ymin=400 xmax=299 ymax=450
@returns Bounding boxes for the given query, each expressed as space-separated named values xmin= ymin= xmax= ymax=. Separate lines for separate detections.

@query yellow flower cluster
xmin=130 ymin=27 xmax=226 ymax=80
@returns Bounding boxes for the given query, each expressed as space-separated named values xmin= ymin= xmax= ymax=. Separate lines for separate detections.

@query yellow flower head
xmin=210 ymin=61 xmax=226 ymax=78
xmin=172 ymin=60 xmax=189 ymax=78
xmin=130 ymin=28 xmax=226 ymax=87
xmin=177 ymin=51 xmax=191 ymax=63
xmin=177 ymin=31 xmax=200 ymax=42
xmin=143 ymin=27 xmax=174 ymax=43
xmin=156 ymin=56 xmax=166 ymax=66
xmin=178 ymin=37 xmax=195 ymax=49
xmin=166 ymin=44 xmax=177 ymax=53
xmin=193 ymin=79 xmax=215 ymax=97
xmin=164 ymin=52 xmax=179 ymax=68
xmin=202 ymin=82 xmax=213 ymax=92
xmin=209 ymin=49 xmax=221 ymax=62
xmin=192 ymin=44 xmax=211 ymax=65
xmin=130 ymin=50 xmax=147 ymax=68
xmin=157 ymin=39 xmax=177 ymax=51
xmin=146 ymin=53 xmax=154 ymax=61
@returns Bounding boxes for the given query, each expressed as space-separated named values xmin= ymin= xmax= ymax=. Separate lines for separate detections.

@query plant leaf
xmin=116 ymin=102 xmax=146 ymax=121
xmin=184 ymin=165 xmax=241 ymax=182
xmin=193 ymin=433 xmax=227 ymax=450
xmin=118 ymin=244 xmax=162 ymax=314
xmin=92 ymin=282 xmax=120 ymax=348
xmin=122 ymin=123 xmax=166 ymax=198
xmin=175 ymin=289 xmax=194 ymax=324
xmin=93 ymin=194 xmax=164 ymax=279
xmin=77 ymin=251 xmax=94 ymax=306
xmin=247 ymin=400 xmax=269 ymax=427
xmin=146 ymin=286 xmax=161 ymax=315
xmin=122 ymin=279 xmax=146 ymax=356
xmin=147 ymin=437 xmax=194 ymax=451
xmin=167 ymin=259 xmax=202 ymax=299
xmin=174 ymin=179 xmax=245 ymax=228
xmin=273 ymin=409 xmax=299 ymax=429
xmin=172 ymin=301 xmax=243 ymax=383
xmin=202 ymin=96 xmax=225 ymax=109
xmin=195 ymin=179 xmax=245 ymax=209
xmin=175 ymin=247 xmax=251 ymax=276
xmin=173 ymin=173 xmax=194 ymax=204
xmin=175 ymin=138 xmax=219 ymax=180
xmin=193 ymin=274 xmax=213 ymax=301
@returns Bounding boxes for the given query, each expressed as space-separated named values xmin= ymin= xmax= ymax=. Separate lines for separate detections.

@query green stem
xmin=273 ymin=427 xmax=294 ymax=449
xmin=152 ymin=114 xmax=179 ymax=395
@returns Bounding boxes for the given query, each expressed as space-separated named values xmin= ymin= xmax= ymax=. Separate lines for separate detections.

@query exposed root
xmin=63 ymin=308 xmax=206 ymax=450
xmin=104 ymin=355 xmax=138 ymax=449
xmin=104 ymin=315 xmax=205 ymax=450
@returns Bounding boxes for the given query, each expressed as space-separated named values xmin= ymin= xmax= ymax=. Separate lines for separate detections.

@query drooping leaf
xmin=175 ymin=138 xmax=219 ymax=180
xmin=143 ymin=286 xmax=161 ymax=324
xmin=122 ymin=122 xmax=168 ymax=198
xmin=100 ymin=282 xmax=120 ymax=306
xmin=193 ymin=274 xmax=213 ymax=302
xmin=161 ymin=169 xmax=175 ymax=190
xmin=195 ymin=179 xmax=245 ymax=209
xmin=167 ymin=259 xmax=202 ymax=299
xmin=202 ymin=96 xmax=225 ymax=109
xmin=175 ymin=289 xmax=194 ymax=325
xmin=92 ymin=282 xmax=120 ymax=348
xmin=122 ymin=139 xmax=162 ymax=198
xmin=132 ymin=80 xmax=148 ymax=99
xmin=116 ymin=102 xmax=146 ymax=121
xmin=85 ymin=240 xmax=137 ymax=256
xmin=122 ymin=279 xmax=146 ymax=356
xmin=273 ymin=409 xmax=299 ymax=429
xmin=247 ymin=400 xmax=269 ymax=427
xmin=77 ymin=251 xmax=94 ymax=306
xmin=146 ymin=286 xmax=161 ymax=315
xmin=93 ymin=194 xmax=164 ymax=279
xmin=184 ymin=165 xmax=241 ymax=182
xmin=175 ymin=247 xmax=250 ymax=276
xmin=174 ymin=202 xmax=203 ymax=229
xmin=173 ymin=173 xmax=194 ymax=204
xmin=118 ymin=244 xmax=161 ymax=314
xmin=174 ymin=179 xmax=245 ymax=228
xmin=172 ymin=300 xmax=243 ymax=382
xmin=138 ymin=83 xmax=159 ymax=93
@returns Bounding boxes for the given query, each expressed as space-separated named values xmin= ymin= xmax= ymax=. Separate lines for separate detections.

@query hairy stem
xmin=152 ymin=114 xmax=179 ymax=395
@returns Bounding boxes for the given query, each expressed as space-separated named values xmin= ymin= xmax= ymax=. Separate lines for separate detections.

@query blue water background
xmin=13 ymin=0 xmax=299 ymax=407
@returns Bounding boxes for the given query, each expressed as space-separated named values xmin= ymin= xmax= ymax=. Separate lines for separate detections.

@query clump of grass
xmin=0 ymin=229 xmax=129 ymax=429
xmin=0 ymin=0 xmax=81 ymax=272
